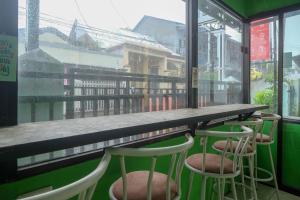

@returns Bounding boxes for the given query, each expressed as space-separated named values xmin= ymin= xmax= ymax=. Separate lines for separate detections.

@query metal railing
xmin=17 ymin=67 xmax=241 ymax=167
xmin=19 ymin=68 xmax=187 ymax=122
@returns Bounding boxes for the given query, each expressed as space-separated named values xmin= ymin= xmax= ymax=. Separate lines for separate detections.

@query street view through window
xmin=283 ymin=10 xmax=300 ymax=118
xmin=17 ymin=0 xmax=186 ymax=166
xmin=17 ymin=0 xmax=246 ymax=167
xmin=198 ymin=0 xmax=243 ymax=107
xmin=249 ymin=13 xmax=300 ymax=118
xmin=18 ymin=0 xmax=187 ymax=124
xmin=250 ymin=17 xmax=278 ymax=114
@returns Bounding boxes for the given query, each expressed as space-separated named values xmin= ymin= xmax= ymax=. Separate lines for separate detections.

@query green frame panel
xmin=223 ymin=0 xmax=300 ymax=17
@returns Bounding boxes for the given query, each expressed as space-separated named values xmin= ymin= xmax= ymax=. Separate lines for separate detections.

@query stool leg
xmin=255 ymin=153 xmax=258 ymax=187
xmin=268 ymin=145 xmax=280 ymax=200
xmin=217 ymin=178 xmax=222 ymax=200
xmin=221 ymin=178 xmax=225 ymax=200
xmin=248 ymin=155 xmax=258 ymax=200
xmin=240 ymin=161 xmax=247 ymax=200
xmin=187 ymin=171 xmax=194 ymax=200
xmin=210 ymin=178 xmax=216 ymax=200
xmin=231 ymin=178 xmax=238 ymax=200
xmin=201 ymin=176 xmax=207 ymax=200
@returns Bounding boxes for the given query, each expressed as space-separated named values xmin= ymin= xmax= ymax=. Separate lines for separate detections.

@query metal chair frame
xmin=250 ymin=113 xmax=281 ymax=200
xmin=212 ymin=118 xmax=264 ymax=200
xmin=108 ymin=134 xmax=194 ymax=200
xmin=185 ymin=126 xmax=253 ymax=200
xmin=19 ymin=152 xmax=111 ymax=200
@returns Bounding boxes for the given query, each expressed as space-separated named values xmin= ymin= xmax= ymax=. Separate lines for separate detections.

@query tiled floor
xmin=256 ymin=184 xmax=300 ymax=200
xmin=231 ymin=183 xmax=300 ymax=200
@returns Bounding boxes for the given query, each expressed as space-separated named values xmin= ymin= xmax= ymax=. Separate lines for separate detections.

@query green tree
xmin=253 ymin=88 xmax=275 ymax=112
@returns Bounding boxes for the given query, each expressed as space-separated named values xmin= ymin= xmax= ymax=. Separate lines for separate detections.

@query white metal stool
xmin=108 ymin=134 xmax=194 ymax=200
xmin=19 ymin=152 xmax=111 ymax=200
xmin=212 ymin=118 xmax=263 ymax=200
xmin=185 ymin=126 xmax=253 ymax=200
xmin=250 ymin=113 xmax=281 ymax=200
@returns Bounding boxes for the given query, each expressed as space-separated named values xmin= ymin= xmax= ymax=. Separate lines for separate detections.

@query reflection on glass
xmin=250 ymin=17 xmax=278 ymax=113
xmin=198 ymin=0 xmax=243 ymax=107
xmin=283 ymin=10 xmax=300 ymax=118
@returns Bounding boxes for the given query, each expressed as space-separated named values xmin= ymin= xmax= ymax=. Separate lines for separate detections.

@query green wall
xmin=0 ymin=123 xmax=299 ymax=199
xmin=223 ymin=0 xmax=300 ymax=18
xmin=255 ymin=122 xmax=300 ymax=191
xmin=223 ymin=0 xmax=247 ymax=17
xmin=282 ymin=123 xmax=300 ymax=190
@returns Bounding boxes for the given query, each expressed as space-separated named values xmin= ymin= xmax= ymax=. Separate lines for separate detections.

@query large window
xmin=283 ymin=10 xmax=300 ymax=118
xmin=18 ymin=0 xmax=186 ymax=167
xmin=197 ymin=0 xmax=243 ymax=107
xmin=250 ymin=17 xmax=278 ymax=113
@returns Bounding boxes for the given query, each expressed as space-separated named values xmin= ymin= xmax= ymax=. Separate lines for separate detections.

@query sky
xmin=18 ymin=0 xmax=244 ymax=42
xmin=284 ymin=14 xmax=300 ymax=55
xmin=19 ymin=0 xmax=186 ymax=31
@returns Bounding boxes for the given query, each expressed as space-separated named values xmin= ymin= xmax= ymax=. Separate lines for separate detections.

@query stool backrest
xmin=107 ymin=134 xmax=194 ymax=200
xmin=19 ymin=152 xmax=111 ymax=200
xmin=260 ymin=113 xmax=281 ymax=142
xmin=196 ymin=126 xmax=253 ymax=175
xmin=225 ymin=118 xmax=263 ymax=152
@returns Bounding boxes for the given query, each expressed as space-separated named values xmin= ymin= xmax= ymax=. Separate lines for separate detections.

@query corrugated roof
xmin=70 ymin=21 xmax=180 ymax=56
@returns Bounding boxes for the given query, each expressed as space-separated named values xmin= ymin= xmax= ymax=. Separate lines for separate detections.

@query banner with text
xmin=250 ymin=23 xmax=270 ymax=62
xmin=0 ymin=35 xmax=17 ymax=82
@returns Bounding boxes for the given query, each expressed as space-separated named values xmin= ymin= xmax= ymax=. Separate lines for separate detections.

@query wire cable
xmin=74 ymin=0 xmax=90 ymax=27
xmin=108 ymin=0 xmax=130 ymax=28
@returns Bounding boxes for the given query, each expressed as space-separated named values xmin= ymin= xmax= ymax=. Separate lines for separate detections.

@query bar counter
xmin=0 ymin=104 xmax=267 ymax=158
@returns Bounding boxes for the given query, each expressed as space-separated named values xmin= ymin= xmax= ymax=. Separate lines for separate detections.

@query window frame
xmin=248 ymin=2 xmax=300 ymax=196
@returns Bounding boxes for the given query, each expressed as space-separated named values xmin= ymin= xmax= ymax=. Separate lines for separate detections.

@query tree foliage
xmin=253 ymin=88 xmax=274 ymax=112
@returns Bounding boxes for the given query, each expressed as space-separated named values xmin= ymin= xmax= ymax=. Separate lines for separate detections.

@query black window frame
xmin=248 ymin=2 xmax=300 ymax=197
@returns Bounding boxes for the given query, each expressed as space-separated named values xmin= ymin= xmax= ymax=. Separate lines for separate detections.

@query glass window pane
xmin=198 ymin=0 xmax=243 ymax=107
xmin=250 ymin=17 xmax=278 ymax=113
xmin=18 ymin=0 xmax=186 ymax=123
xmin=283 ymin=10 xmax=300 ymax=118
xmin=17 ymin=0 xmax=186 ymax=167
xmin=283 ymin=10 xmax=300 ymax=191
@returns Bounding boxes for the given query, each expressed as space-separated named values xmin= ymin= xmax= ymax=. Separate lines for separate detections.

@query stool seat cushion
xmin=256 ymin=133 xmax=271 ymax=142
xmin=213 ymin=140 xmax=253 ymax=153
xmin=112 ymin=171 xmax=177 ymax=200
xmin=186 ymin=153 xmax=234 ymax=174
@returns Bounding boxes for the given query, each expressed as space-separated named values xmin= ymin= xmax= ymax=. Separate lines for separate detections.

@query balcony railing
xmin=19 ymin=67 xmax=187 ymax=122
xmin=17 ymin=67 xmax=241 ymax=167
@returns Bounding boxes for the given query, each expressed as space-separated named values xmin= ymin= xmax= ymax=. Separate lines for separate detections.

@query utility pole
xmin=26 ymin=0 xmax=40 ymax=51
